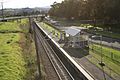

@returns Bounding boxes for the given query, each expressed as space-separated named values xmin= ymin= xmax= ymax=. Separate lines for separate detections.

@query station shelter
xmin=64 ymin=26 xmax=88 ymax=48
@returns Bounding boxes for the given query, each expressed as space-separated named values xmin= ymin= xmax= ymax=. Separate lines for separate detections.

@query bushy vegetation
xmin=0 ymin=19 xmax=37 ymax=80
xmin=39 ymin=22 xmax=61 ymax=39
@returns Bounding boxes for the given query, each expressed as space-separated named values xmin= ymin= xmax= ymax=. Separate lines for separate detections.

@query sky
xmin=0 ymin=0 xmax=63 ymax=8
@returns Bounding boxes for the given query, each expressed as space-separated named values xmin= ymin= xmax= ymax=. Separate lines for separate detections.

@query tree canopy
xmin=49 ymin=0 xmax=120 ymax=21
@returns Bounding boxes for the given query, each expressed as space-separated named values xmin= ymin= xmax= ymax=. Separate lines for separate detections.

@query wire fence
xmin=89 ymin=44 xmax=120 ymax=63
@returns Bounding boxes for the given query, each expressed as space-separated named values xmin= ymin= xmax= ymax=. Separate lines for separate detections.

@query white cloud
xmin=1 ymin=0 xmax=64 ymax=8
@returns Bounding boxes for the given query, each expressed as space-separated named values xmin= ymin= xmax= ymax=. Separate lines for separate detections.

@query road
xmin=89 ymin=34 xmax=120 ymax=50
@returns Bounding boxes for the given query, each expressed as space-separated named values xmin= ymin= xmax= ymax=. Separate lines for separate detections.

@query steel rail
xmin=34 ymin=21 xmax=95 ymax=80
xmin=35 ymin=26 xmax=74 ymax=80
xmin=34 ymin=27 xmax=62 ymax=80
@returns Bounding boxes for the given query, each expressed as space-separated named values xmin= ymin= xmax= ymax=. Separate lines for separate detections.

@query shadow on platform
xmin=63 ymin=48 xmax=89 ymax=58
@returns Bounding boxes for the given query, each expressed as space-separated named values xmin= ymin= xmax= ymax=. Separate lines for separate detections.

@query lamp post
xmin=91 ymin=35 xmax=105 ymax=66
xmin=99 ymin=35 xmax=104 ymax=65
xmin=98 ymin=35 xmax=106 ymax=80
xmin=92 ymin=34 xmax=106 ymax=79
xmin=91 ymin=35 xmax=94 ymax=51
xmin=110 ymin=31 xmax=113 ymax=60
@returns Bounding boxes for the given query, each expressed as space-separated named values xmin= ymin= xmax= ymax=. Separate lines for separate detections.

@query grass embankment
xmin=0 ymin=20 xmax=27 ymax=32
xmin=0 ymin=19 xmax=37 ymax=80
xmin=86 ymin=44 xmax=120 ymax=79
xmin=39 ymin=22 xmax=61 ymax=39
xmin=89 ymin=44 xmax=120 ymax=63
xmin=0 ymin=34 xmax=26 ymax=80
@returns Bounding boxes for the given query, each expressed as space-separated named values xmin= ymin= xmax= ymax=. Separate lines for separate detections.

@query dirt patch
xmin=0 ymin=30 xmax=23 ymax=33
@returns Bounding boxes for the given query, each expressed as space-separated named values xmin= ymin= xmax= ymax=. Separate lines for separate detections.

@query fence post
xmin=111 ymin=52 xmax=113 ymax=60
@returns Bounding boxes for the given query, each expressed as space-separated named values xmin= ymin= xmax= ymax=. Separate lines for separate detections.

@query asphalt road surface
xmin=89 ymin=34 xmax=120 ymax=50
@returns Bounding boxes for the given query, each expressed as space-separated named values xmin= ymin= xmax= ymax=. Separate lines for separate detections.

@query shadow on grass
xmin=63 ymin=48 xmax=89 ymax=58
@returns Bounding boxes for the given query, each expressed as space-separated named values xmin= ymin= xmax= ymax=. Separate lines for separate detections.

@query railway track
xmin=34 ymin=24 xmax=74 ymax=80
xmin=32 ymin=21 xmax=95 ymax=80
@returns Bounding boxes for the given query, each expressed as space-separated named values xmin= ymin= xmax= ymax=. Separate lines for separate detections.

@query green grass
xmin=87 ymin=44 xmax=120 ymax=79
xmin=0 ymin=33 xmax=26 ymax=80
xmin=86 ymin=50 xmax=120 ymax=80
xmin=39 ymin=22 xmax=61 ymax=39
xmin=0 ymin=19 xmax=29 ymax=33
xmin=89 ymin=44 xmax=120 ymax=63
xmin=0 ymin=19 xmax=30 ymax=80
xmin=0 ymin=21 xmax=21 ymax=32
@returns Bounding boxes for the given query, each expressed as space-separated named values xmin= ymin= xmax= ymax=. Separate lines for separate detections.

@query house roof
xmin=65 ymin=27 xmax=81 ymax=36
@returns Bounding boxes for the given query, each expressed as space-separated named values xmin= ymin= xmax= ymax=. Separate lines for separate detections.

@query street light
xmin=92 ymin=35 xmax=106 ymax=80
xmin=91 ymin=35 xmax=105 ymax=66
xmin=98 ymin=35 xmax=105 ymax=66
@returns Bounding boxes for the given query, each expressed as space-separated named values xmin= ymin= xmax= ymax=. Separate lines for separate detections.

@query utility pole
xmin=98 ymin=35 xmax=106 ymax=80
xmin=1 ymin=2 xmax=4 ymax=20
xmin=100 ymin=35 xmax=103 ymax=64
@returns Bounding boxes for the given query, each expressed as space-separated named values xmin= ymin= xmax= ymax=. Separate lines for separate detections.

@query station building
xmin=63 ymin=26 xmax=88 ymax=48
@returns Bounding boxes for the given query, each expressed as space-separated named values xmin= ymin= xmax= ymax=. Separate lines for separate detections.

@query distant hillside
xmin=0 ymin=7 xmax=50 ymax=17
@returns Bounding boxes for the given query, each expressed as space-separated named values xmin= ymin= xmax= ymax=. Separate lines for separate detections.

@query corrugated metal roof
xmin=65 ymin=27 xmax=81 ymax=36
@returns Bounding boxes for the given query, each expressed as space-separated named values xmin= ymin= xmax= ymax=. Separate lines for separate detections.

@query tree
xmin=49 ymin=0 xmax=120 ymax=22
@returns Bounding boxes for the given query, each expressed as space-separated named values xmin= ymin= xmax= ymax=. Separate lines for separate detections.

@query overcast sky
xmin=0 ymin=0 xmax=63 ymax=8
